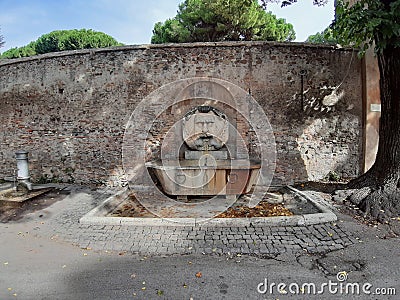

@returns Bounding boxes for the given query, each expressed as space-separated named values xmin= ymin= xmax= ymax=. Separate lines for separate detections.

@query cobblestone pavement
xmin=5 ymin=185 xmax=359 ymax=256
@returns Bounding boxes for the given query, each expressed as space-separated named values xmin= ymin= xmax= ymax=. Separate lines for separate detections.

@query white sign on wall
xmin=370 ymin=104 xmax=381 ymax=112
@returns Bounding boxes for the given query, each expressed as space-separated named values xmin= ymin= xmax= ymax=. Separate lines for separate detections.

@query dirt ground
xmin=0 ymin=188 xmax=70 ymax=222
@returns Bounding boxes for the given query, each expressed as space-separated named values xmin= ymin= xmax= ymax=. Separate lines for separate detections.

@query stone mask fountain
xmin=122 ymin=77 xmax=276 ymax=220
xmin=146 ymin=105 xmax=261 ymax=200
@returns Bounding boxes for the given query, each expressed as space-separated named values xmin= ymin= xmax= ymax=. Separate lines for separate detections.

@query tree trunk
xmin=347 ymin=44 xmax=400 ymax=221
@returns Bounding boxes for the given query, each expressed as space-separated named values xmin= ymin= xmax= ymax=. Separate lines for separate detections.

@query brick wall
xmin=0 ymin=41 xmax=363 ymax=186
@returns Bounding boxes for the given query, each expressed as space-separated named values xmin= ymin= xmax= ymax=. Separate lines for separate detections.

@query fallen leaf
xmin=142 ymin=281 xmax=146 ymax=285
xmin=216 ymin=201 xmax=292 ymax=218
xmin=157 ymin=290 xmax=164 ymax=296
xmin=183 ymin=283 xmax=188 ymax=288
xmin=188 ymin=261 xmax=192 ymax=265
xmin=62 ymin=265 xmax=67 ymax=268
xmin=130 ymin=273 xmax=136 ymax=279
xmin=13 ymin=293 xmax=17 ymax=297
xmin=4 ymin=262 xmax=9 ymax=265
xmin=195 ymin=272 xmax=202 ymax=278
xmin=83 ymin=253 xmax=88 ymax=256
xmin=8 ymin=288 xmax=12 ymax=291
xmin=141 ymin=287 xmax=146 ymax=291
xmin=279 ymin=287 xmax=288 ymax=294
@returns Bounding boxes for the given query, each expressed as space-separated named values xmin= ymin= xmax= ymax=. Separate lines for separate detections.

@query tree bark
xmin=347 ymin=44 xmax=400 ymax=221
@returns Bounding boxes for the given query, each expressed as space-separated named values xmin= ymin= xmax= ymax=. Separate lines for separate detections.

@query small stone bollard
xmin=15 ymin=150 xmax=32 ymax=192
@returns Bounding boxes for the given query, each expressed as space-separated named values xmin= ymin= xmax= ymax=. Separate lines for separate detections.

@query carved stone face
xmin=183 ymin=109 xmax=229 ymax=151
xmin=194 ymin=114 xmax=216 ymax=134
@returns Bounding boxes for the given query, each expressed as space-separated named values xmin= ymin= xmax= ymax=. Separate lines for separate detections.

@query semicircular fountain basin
xmin=146 ymin=159 xmax=261 ymax=197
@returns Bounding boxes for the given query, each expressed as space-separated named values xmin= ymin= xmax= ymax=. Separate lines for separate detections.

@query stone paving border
xmin=79 ymin=186 xmax=337 ymax=227
xmin=0 ymin=185 xmax=359 ymax=257
xmin=74 ymin=223 xmax=357 ymax=256
xmin=11 ymin=185 xmax=359 ymax=256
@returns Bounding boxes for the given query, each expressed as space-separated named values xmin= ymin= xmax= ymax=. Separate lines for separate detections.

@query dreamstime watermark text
xmin=257 ymin=272 xmax=396 ymax=296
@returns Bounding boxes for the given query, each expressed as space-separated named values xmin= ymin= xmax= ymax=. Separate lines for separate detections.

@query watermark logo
xmin=257 ymin=272 xmax=396 ymax=296
xmin=336 ymin=271 xmax=348 ymax=282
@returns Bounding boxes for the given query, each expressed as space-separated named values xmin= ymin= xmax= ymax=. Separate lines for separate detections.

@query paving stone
xmin=33 ymin=186 xmax=359 ymax=256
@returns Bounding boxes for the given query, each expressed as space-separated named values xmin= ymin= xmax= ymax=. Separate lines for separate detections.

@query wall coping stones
xmin=0 ymin=41 xmax=356 ymax=67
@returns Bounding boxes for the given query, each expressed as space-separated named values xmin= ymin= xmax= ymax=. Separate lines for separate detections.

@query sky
xmin=0 ymin=0 xmax=335 ymax=53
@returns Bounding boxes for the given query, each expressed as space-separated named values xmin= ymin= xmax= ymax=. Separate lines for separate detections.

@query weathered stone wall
xmin=0 ymin=41 xmax=363 ymax=186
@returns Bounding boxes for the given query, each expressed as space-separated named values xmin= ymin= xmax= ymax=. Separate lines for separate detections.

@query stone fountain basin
xmin=146 ymin=159 xmax=261 ymax=196
xmin=79 ymin=186 xmax=338 ymax=227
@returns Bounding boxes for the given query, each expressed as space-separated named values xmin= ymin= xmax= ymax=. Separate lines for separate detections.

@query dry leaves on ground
xmin=216 ymin=201 xmax=293 ymax=218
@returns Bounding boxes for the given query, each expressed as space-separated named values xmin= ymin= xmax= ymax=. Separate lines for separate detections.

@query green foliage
xmin=306 ymin=27 xmax=338 ymax=45
xmin=151 ymin=19 xmax=190 ymax=44
xmin=36 ymin=174 xmax=62 ymax=184
xmin=327 ymin=171 xmax=341 ymax=182
xmin=35 ymin=29 xmax=122 ymax=54
xmin=1 ymin=41 xmax=36 ymax=59
xmin=151 ymin=0 xmax=295 ymax=43
xmin=0 ymin=29 xmax=122 ymax=59
xmin=332 ymin=0 xmax=400 ymax=56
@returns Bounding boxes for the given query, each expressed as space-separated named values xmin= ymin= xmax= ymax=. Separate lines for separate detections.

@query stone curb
xmin=285 ymin=186 xmax=338 ymax=225
xmin=79 ymin=186 xmax=337 ymax=227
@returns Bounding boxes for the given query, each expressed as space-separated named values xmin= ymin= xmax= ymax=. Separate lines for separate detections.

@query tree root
xmin=344 ymin=184 xmax=400 ymax=223
xmin=349 ymin=187 xmax=371 ymax=205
